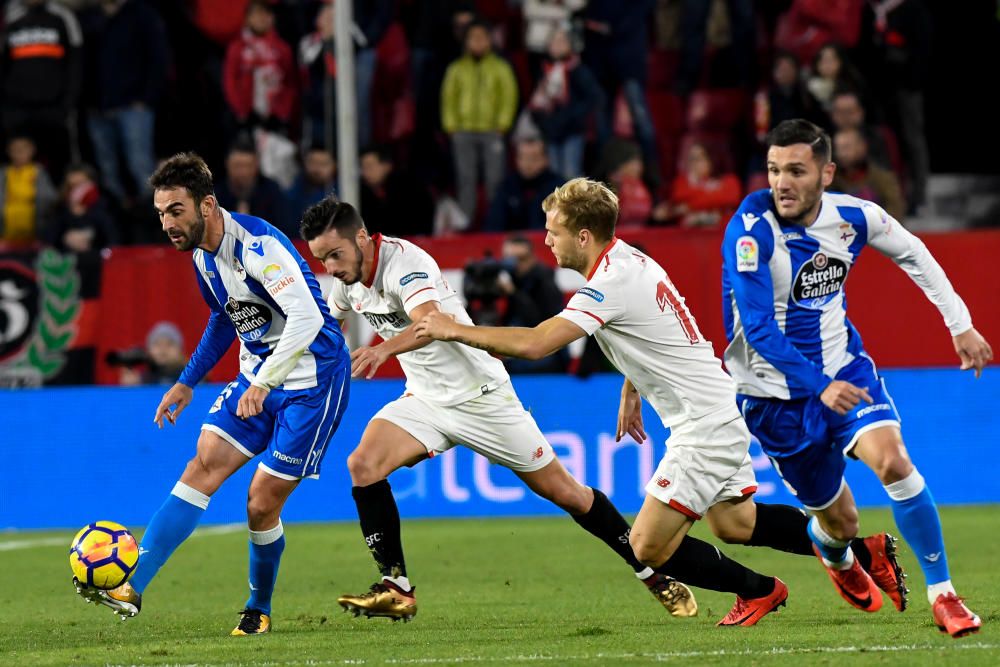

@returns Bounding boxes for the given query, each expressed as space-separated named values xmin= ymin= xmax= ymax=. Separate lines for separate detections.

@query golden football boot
xmin=643 ymin=573 xmax=698 ymax=618
xmin=231 ymin=608 xmax=271 ymax=635
xmin=73 ymin=577 xmax=142 ymax=620
xmin=338 ymin=581 xmax=417 ymax=622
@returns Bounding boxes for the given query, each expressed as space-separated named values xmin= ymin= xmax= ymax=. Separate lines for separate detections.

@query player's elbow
xmin=522 ymin=338 xmax=554 ymax=361
xmin=742 ymin=318 xmax=774 ymax=344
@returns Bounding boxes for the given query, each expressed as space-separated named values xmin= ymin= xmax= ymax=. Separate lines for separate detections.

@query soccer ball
xmin=69 ymin=521 xmax=139 ymax=589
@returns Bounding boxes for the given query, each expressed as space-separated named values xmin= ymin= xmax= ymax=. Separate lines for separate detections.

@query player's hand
xmin=153 ymin=382 xmax=193 ymax=428
xmin=351 ymin=345 xmax=389 ymax=379
xmin=616 ymin=385 xmax=647 ymax=443
xmin=237 ymin=385 xmax=269 ymax=419
xmin=953 ymin=327 xmax=993 ymax=379
xmin=819 ymin=380 xmax=873 ymax=416
xmin=414 ymin=311 xmax=458 ymax=341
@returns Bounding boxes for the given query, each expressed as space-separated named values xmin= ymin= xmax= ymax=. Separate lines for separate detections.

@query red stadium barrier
xmin=93 ymin=228 xmax=1000 ymax=384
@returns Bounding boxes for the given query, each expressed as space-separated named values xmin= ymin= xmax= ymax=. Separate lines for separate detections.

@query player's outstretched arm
xmin=351 ymin=301 xmax=441 ymax=379
xmin=415 ymin=312 xmax=586 ymax=360
xmin=953 ymin=328 xmax=993 ymax=379
xmin=153 ymin=382 xmax=194 ymax=428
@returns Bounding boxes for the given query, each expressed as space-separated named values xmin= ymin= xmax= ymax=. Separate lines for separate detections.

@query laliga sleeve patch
xmin=736 ymin=236 xmax=759 ymax=272
xmin=576 ymin=287 xmax=605 ymax=302
xmin=399 ymin=271 xmax=429 ymax=286
xmin=262 ymin=263 xmax=283 ymax=281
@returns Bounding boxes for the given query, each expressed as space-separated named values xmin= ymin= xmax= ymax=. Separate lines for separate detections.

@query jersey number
xmin=656 ymin=279 xmax=700 ymax=344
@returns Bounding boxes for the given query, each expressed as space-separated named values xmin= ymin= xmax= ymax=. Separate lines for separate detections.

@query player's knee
xmin=873 ymin=453 xmax=914 ymax=485
xmin=346 ymin=448 xmax=384 ymax=486
xmin=713 ymin=523 xmax=752 ymax=545
xmin=246 ymin=493 xmax=279 ymax=530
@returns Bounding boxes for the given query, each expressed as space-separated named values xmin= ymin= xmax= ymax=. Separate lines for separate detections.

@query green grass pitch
xmin=1 ymin=506 xmax=997 ymax=666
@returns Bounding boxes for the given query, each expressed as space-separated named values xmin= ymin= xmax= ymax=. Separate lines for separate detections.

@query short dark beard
xmin=176 ymin=208 xmax=206 ymax=251
xmin=340 ymin=241 xmax=366 ymax=285
xmin=776 ymin=173 xmax=824 ymax=225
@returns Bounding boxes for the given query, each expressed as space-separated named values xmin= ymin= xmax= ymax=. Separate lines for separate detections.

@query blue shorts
xmin=202 ymin=365 xmax=350 ymax=480
xmin=738 ymin=354 xmax=900 ymax=509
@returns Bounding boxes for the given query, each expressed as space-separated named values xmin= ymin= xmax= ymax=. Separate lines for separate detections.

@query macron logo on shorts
xmin=272 ymin=450 xmax=303 ymax=466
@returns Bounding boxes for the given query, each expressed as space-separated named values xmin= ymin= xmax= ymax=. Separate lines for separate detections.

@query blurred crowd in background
xmin=0 ymin=0 xmax=959 ymax=251
xmin=1 ymin=0 xmax=995 ymax=384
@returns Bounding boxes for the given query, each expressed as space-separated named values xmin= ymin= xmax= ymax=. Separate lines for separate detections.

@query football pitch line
xmin=102 ymin=642 xmax=1000 ymax=666
xmin=0 ymin=523 xmax=244 ymax=551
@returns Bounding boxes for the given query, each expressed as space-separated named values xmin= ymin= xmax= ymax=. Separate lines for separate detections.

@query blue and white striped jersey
xmin=722 ymin=190 xmax=972 ymax=400
xmin=178 ymin=209 xmax=347 ymax=391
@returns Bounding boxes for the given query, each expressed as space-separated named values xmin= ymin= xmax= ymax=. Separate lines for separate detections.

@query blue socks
xmin=245 ymin=522 xmax=285 ymax=615
xmin=886 ymin=469 xmax=950 ymax=587
xmin=807 ymin=516 xmax=853 ymax=568
xmin=131 ymin=482 xmax=209 ymax=593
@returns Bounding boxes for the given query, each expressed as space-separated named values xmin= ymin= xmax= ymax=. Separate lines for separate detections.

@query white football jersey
xmin=328 ymin=235 xmax=509 ymax=406
xmin=558 ymin=238 xmax=740 ymax=428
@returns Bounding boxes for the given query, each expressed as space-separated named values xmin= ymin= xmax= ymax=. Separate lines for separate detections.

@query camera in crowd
xmin=463 ymin=254 xmax=514 ymax=326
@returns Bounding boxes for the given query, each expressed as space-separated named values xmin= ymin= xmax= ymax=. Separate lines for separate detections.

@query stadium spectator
xmin=117 ymin=321 xmax=187 ymax=386
xmin=773 ymin=0 xmax=865 ymax=64
xmin=832 ymin=127 xmax=906 ymax=222
xmin=359 ymin=145 xmax=434 ymax=238
xmin=0 ymin=135 xmax=57 ymax=243
xmin=484 ymin=138 xmax=563 ymax=232
xmin=82 ymin=0 xmax=169 ymax=205
xmin=285 ymin=145 xmax=338 ymax=224
xmin=440 ymin=20 xmax=518 ymax=221
xmin=223 ymin=0 xmax=297 ymax=138
xmin=829 ymin=90 xmax=893 ymax=171
xmin=762 ymin=50 xmax=823 ymax=131
xmin=527 ymin=26 xmax=604 ymax=180
xmin=601 ymin=139 xmax=651 ymax=228
xmin=805 ymin=43 xmax=866 ymax=117
xmin=654 ymin=142 xmax=742 ymax=228
xmin=351 ymin=0 xmax=393 ymax=149
xmin=674 ymin=0 xmax=756 ymax=94
xmin=45 ymin=162 xmax=116 ymax=251
xmin=215 ymin=143 xmax=292 ymax=237
xmin=498 ymin=235 xmax=569 ymax=374
xmin=298 ymin=2 xmax=336 ymax=148
xmin=522 ymin=0 xmax=586 ymax=79
xmin=0 ymin=0 xmax=82 ymax=179
xmin=582 ymin=0 xmax=661 ymax=189
xmin=858 ymin=0 xmax=932 ymax=213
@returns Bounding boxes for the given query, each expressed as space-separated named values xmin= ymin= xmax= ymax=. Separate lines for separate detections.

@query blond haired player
xmin=417 ymin=178 xmax=906 ymax=626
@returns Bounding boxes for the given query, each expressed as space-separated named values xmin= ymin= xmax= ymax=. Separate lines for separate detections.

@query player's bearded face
xmin=341 ymin=240 xmax=364 ymax=284
xmin=767 ymin=144 xmax=829 ymax=224
xmin=172 ymin=207 xmax=206 ymax=251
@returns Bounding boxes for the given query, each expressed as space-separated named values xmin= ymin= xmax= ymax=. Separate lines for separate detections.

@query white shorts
xmin=644 ymin=413 xmax=758 ymax=519
xmin=371 ymin=382 xmax=555 ymax=472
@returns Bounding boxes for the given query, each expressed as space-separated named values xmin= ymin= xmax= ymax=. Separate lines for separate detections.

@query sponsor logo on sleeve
xmin=248 ymin=239 xmax=265 ymax=257
xmin=736 ymin=236 xmax=758 ymax=272
xmin=742 ymin=212 xmax=760 ymax=231
xmin=262 ymin=263 xmax=297 ymax=296
xmin=576 ymin=287 xmax=605 ymax=302
xmin=399 ymin=271 xmax=429 ymax=286
xmin=262 ymin=264 xmax=283 ymax=281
